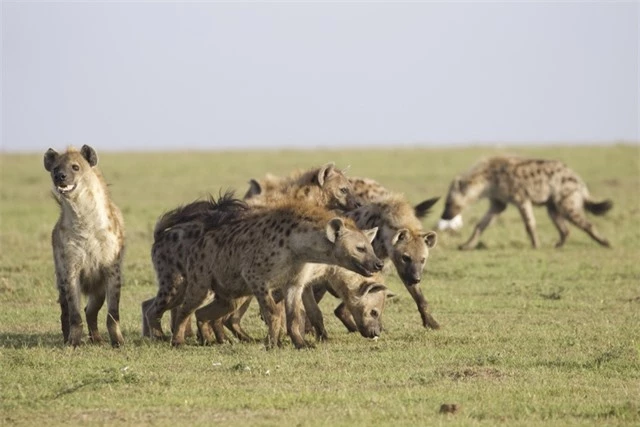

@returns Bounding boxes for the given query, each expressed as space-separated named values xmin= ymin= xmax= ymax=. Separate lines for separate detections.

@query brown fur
xmin=44 ymin=145 xmax=125 ymax=347
xmin=440 ymin=156 xmax=612 ymax=249
xmin=173 ymin=194 xmax=383 ymax=349
xmin=244 ymin=162 xmax=360 ymax=211
xmin=343 ymin=193 xmax=440 ymax=329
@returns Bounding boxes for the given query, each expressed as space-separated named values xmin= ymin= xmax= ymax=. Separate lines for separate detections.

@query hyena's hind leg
xmin=559 ymin=194 xmax=611 ymax=247
xmin=85 ymin=288 xmax=106 ymax=344
xmin=459 ymin=199 xmax=507 ymax=250
xmin=546 ymin=202 xmax=570 ymax=248
xmin=145 ymin=270 xmax=185 ymax=340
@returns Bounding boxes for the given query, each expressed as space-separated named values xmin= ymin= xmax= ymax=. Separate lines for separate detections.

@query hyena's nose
xmin=374 ymin=260 xmax=384 ymax=272
xmin=55 ymin=171 xmax=67 ymax=182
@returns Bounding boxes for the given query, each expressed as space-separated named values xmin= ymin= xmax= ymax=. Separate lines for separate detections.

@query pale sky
xmin=2 ymin=1 xmax=638 ymax=152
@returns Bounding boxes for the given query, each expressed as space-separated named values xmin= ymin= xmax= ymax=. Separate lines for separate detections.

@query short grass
xmin=1 ymin=145 xmax=639 ymax=426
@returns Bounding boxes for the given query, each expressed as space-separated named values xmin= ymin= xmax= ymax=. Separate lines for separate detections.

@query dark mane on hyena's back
xmin=154 ymin=191 xmax=248 ymax=240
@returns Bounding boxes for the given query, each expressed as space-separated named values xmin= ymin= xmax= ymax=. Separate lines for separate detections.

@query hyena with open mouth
xmin=44 ymin=145 xmax=125 ymax=347
xmin=439 ymin=156 xmax=612 ymax=249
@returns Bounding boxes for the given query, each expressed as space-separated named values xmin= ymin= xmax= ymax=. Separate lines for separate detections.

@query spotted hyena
xmin=348 ymin=176 xmax=440 ymax=219
xmin=438 ymin=156 xmax=613 ymax=249
xmin=173 ymin=193 xmax=383 ymax=349
xmin=343 ymin=194 xmax=439 ymax=329
xmin=244 ymin=162 xmax=360 ymax=211
xmin=301 ymin=267 xmax=395 ymax=340
xmin=44 ymin=145 xmax=125 ymax=347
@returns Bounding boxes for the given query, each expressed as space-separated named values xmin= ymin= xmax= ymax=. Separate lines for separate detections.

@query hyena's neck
xmin=289 ymin=227 xmax=336 ymax=265
xmin=59 ymin=179 xmax=113 ymax=230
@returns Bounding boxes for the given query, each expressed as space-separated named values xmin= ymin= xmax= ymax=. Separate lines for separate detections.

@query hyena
xmin=342 ymin=194 xmax=440 ymax=329
xmin=44 ymin=145 xmax=125 ymax=347
xmin=438 ymin=156 xmax=613 ymax=249
xmin=301 ymin=267 xmax=395 ymax=340
xmin=199 ymin=264 xmax=396 ymax=344
xmin=348 ymin=176 xmax=440 ymax=219
xmin=172 ymin=193 xmax=383 ymax=349
xmin=142 ymin=162 xmax=359 ymax=341
xmin=244 ymin=162 xmax=360 ymax=211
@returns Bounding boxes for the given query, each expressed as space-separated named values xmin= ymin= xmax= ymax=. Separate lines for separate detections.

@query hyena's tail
xmin=414 ymin=197 xmax=440 ymax=219
xmin=584 ymin=199 xmax=613 ymax=216
xmin=153 ymin=199 xmax=218 ymax=240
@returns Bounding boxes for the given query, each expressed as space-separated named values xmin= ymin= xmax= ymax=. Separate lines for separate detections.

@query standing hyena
xmin=44 ymin=145 xmax=125 ymax=347
xmin=172 ymin=193 xmax=383 ymax=349
xmin=438 ymin=156 xmax=613 ymax=249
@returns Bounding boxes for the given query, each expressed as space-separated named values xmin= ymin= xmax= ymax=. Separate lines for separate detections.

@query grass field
xmin=1 ymin=144 xmax=639 ymax=426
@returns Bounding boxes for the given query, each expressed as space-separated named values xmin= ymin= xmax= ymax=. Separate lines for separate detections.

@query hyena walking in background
xmin=438 ymin=156 xmax=612 ymax=250
xmin=44 ymin=145 xmax=125 ymax=347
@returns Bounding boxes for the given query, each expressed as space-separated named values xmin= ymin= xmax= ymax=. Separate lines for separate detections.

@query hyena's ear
xmin=80 ymin=145 xmax=98 ymax=167
xmin=358 ymin=283 xmax=390 ymax=297
xmin=391 ymin=228 xmax=410 ymax=246
xmin=44 ymin=148 xmax=59 ymax=172
xmin=245 ymin=179 xmax=262 ymax=198
xmin=420 ymin=231 xmax=437 ymax=248
xmin=363 ymin=227 xmax=378 ymax=243
xmin=317 ymin=162 xmax=336 ymax=187
xmin=325 ymin=217 xmax=345 ymax=243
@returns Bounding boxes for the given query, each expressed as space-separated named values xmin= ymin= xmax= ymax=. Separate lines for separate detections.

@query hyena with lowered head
xmin=338 ymin=194 xmax=439 ymax=329
xmin=172 ymin=193 xmax=383 ymax=349
xmin=438 ymin=156 xmax=613 ymax=249
xmin=44 ymin=145 xmax=125 ymax=347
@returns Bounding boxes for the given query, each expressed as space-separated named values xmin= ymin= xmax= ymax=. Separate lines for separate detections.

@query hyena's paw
xmin=67 ymin=324 xmax=84 ymax=347
xmin=89 ymin=333 xmax=104 ymax=344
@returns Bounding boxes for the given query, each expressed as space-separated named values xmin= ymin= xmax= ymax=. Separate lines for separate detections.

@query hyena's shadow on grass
xmin=0 ymin=332 xmax=64 ymax=349
xmin=0 ymin=330 xmax=159 ymax=349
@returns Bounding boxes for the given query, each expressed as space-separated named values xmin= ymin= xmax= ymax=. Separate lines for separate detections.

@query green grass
xmin=1 ymin=145 xmax=639 ymax=426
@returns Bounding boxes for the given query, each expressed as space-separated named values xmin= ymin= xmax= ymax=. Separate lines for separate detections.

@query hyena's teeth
xmin=57 ymin=184 xmax=76 ymax=193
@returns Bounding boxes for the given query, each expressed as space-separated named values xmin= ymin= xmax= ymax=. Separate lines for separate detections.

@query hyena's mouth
xmin=56 ymin=184 xmax=77 ymax=194
xmin=351 ymin=261 xmax=375 ymax=278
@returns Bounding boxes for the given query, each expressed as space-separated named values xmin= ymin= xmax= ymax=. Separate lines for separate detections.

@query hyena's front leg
xmin=104 ymin=262 xmax=125 ymax=347
xmin=222 ymin=296 xmax=255 ymax=342
xmin=85 ymin=288 xmax=106 ymax=344
xmin=405 ymin=284 xmax=440 ymax=330
xmin=459 ymin=199 xmax=507 ymax=250
xmin=334 ymin=302 xmax=358 ymax=333
xmin=516 ymin=200 xmax=540 ymax=249
xmin=58 ymin=273 xmax=84 ymax=347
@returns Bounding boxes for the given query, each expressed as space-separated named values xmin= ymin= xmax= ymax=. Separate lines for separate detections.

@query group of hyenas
xmin=44 ymin=145 xmax=612 ymax=348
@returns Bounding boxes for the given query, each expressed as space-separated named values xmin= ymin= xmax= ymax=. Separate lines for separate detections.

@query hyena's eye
xmin=72 ymin=164 xmax=80 ymax=171
xmin=356 ymin=246 xmax=366 ymax=253
xmin=401 ymin=254 xmax=411 ymax=264
xmin=420 ymin=257 xmax=426 ymax=264
xmin=340 ymin=187 xmax=348 ymax=194
xmin=370 ymin=309 xmax=379 ymax=318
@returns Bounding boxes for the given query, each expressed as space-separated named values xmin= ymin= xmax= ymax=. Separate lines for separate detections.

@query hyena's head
xmin=438 ymin=177 xmax=469 ymax=231
xmin=326 ymin=218 xmax=384 ymax=277
xmin=348 ymin=279 xmax=395 ymax=338
xmin=313 ymin=163 xmax=360 ymax=211
xmin=387 ymin=228 xmax=437 ymax=286
xmin=44 ymin=145 xmax=98 ymax=198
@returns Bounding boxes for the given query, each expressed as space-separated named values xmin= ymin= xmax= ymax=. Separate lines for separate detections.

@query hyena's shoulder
xmin=349 ymin=177 xmax=392 ymax=203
